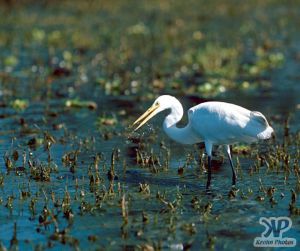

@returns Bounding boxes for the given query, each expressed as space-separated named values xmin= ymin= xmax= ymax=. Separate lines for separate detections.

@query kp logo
xmin=254 ymin=217 xmax=296 ymax=247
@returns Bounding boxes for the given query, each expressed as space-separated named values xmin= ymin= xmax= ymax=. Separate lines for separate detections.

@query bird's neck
xmin=163 ymin=105 xmax=200 ymax=145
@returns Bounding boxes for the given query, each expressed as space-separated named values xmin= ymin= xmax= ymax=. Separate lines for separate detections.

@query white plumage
xmin=133 ymin=95 xmax=274 ymax=190
xmin=188 ymin=101 xmax=273 ymax=144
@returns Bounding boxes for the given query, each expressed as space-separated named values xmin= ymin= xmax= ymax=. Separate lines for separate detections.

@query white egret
xmin=133 ymin=95 xmax=274 ymax=190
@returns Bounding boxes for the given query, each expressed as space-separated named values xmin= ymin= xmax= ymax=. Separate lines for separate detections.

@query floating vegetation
xmin=65 ymin=99 xmax=97 ymax=110
xmin=242 ymin=48 xmax=285 ymax=77
xmin=9 ymin=99 xmax=29 ymax=111
xmin=96 ymin=114 xmax=118 ymax=127
xmin=4 ymin=55 xmax=18 ymax=68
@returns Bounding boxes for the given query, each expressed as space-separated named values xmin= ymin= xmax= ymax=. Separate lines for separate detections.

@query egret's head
xmin=132 ymin=95 xmax=175 ymax=131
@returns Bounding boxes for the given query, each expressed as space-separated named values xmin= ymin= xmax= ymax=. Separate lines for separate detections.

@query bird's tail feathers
xmin=250 ymin=111 xmax=274 ymax=139
xmin=257 ymin=126 xmax=274 ymax=139
xmin=250 ymin=111 xmax=269 ymax=127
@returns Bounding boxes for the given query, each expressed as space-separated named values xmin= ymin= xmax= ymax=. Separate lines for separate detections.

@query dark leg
xmin=205 ymin=141 xmax=213 ymax=192
xmin=206 ymin=155 xmax=212 ymax=190
xmin=226 ymin=145 xmax=236 ymax=186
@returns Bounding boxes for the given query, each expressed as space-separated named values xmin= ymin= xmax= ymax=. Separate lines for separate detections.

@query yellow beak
xmin=132 ymin=103 xmax=160 ymax=131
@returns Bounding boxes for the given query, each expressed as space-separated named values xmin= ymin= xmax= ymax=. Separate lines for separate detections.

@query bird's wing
xmin=188 ymin=102 xmax=270 ymax=144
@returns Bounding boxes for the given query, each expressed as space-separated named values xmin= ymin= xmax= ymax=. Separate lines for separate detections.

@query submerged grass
xmin=0 ymin=0 xmax=299 ymax=250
